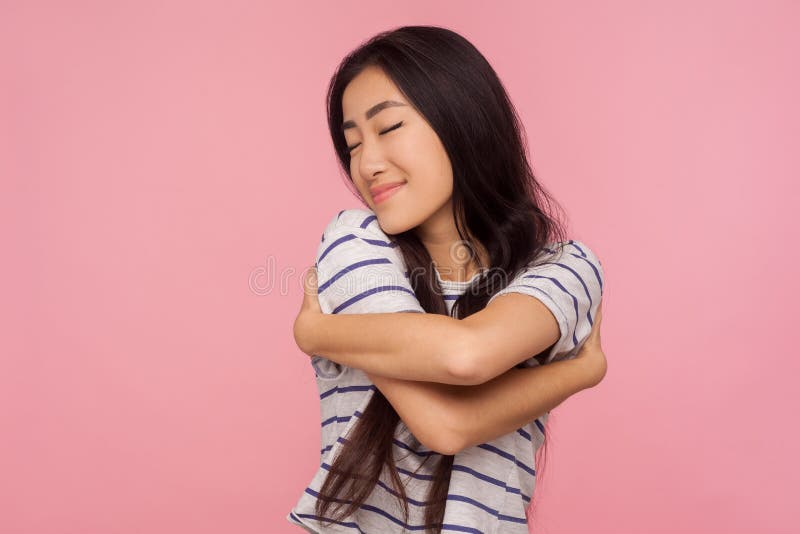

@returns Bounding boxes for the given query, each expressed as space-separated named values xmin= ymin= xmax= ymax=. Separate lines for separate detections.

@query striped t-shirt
xmin=287 ymin=208 xmax=605 ymax=533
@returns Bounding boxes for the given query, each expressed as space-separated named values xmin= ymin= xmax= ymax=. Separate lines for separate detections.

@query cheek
xmin=352 ymin=178 xmax=376 ymax=208
xmin=409 ymin=148 xmax=453 ymax=198
xmin=401 ymin=131 xmax=451 ymax=183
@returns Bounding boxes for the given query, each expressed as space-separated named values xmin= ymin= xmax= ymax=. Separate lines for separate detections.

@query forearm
xmin=297 ymin=311 xmax=471 ymax=384
xmin=363 ymin=357 xmax=598 ymax=456
xmin=450 ymin=357 xmax=596 ymax=452
xmin=365 ymin=372 xmax=466 ymax=455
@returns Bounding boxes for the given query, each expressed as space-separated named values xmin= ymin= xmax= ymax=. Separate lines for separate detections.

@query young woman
xmin=287 ymin=26 xmax=607 ymax=534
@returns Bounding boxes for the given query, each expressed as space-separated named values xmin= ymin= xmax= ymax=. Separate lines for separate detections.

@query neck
xmin=414 ymin=201 xmax=488 ymax=282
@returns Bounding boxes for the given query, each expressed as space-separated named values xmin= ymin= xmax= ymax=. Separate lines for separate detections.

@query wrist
xmin=559 ymin=357 xmax=596 ymax=390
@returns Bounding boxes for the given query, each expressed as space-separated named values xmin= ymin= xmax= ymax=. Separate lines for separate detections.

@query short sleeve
xmin=487 ymin=240 xmax=605 ymax=366
xmin=309 ymin=208 xmax=425 ymax=378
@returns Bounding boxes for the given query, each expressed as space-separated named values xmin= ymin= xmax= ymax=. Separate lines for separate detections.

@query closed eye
xmin=346 ymin=121 xmax=403 ymax=153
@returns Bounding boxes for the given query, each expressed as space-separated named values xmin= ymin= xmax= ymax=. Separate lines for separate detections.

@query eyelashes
xmin=346 ymin=121 xmax=404 ymax=153
xmin=380 ymin=120 xmax=404 ymax=136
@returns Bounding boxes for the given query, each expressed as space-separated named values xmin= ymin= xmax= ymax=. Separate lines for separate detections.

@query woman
xmin=288 ymin=25 xmax=607 ymax=533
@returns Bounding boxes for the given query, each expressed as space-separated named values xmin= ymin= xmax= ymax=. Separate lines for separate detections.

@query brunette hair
xmin=318 ymin=25 xmax=568 ymax=532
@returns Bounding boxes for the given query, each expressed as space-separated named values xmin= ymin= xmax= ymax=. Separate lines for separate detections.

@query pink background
xmin=2 ymin=1 xmax=797 ymax=533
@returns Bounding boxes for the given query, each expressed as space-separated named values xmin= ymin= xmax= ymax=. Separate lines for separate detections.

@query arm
xmin=295 ymin=289 xmax=562 ymax=386
xmin=359 ymin=304 xmax=605 ymax=456
xmin=297 ymin=282 xmax=604 ymax=454
xmin=300 ymin=229 xmax=604 ymax=386
xmin=302 ymin=209 xmax=604 ymax=454
xmin=295 ymin=309 xmax=474 ymax=384
xmin=366 ymin=353 xmax=602 ymax=456
xmin=298 ymin=209 xmax=476 ymax=384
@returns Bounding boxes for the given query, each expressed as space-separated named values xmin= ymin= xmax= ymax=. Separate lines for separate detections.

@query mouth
xmin=372 ymin=183 xmax=406 ymax=205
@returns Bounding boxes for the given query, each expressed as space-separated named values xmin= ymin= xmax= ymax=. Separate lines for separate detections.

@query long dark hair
xmin=317 ymin=25 xmax=568 ymax=532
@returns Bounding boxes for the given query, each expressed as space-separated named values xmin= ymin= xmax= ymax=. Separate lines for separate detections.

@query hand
xmin=293 ymin=265 xmax=322 ymax=356
xmin=299 ymin=264 xmax=322 ymax=314
xmin=574 ymin=300 xmax=606 ymax=387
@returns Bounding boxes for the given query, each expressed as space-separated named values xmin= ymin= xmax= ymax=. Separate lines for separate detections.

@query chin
xmin=374 ymin=212 xmax=417 ymax=236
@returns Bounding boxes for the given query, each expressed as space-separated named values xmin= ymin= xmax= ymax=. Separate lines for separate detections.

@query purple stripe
xmin=319 ymin=229 xmax=398 ymax=264
xmin=318 ymin=233 xmax=358 ymax=264
xmin=451 ymin=464 xmax=529 ymax=500
xmin=359 ymin=214 xmax=377 ymax=229
xmin=565 ymin=240 xmax=605 ymax=292
xmin=320 ymin=459 xmax=434 ymax=481
xmin=518 ymin=276 xmax=580 ymax=346
xmin=496 ymin=513 xmax=528 ymax=524
xmin=306 ymin=475 xmax=522 ymax=531
xmin=337 ymin=411 xmax=535 ymax=472
xmin=440 ymin=525 xmax=484 ymax=533
xmin=372 ymin=475 xmax=439 ymax=506
xmin=317 ymin=392 xmax=542 ymax=479
xmin=332 ymin=285 xmax=417 ymax=314
xmin=392 ymin=437 xmax=439 ymax=457
xmin=303 ymin=486 xmax=482 ymax=533
xmin=321 ymin=414 xmax=361 ymax=428
xmin=322 ymin=441 xmax=532 ymax=499
xmin=314 ymin=386 xmax=539 ymax=518
xmin=316 ymin=460 xmax=531 ymax=502
xmin=532 ymin=260 xmax=597 ymax=324
xmin=477 ymin=443 xmax=536 ymax=477
xmin=317 ymin=257 xmax=393 ymax=293
xmin=358 ymin=236 xmax=397 ymax=247
xmin=444 ymin=495 xmax=505 ymax=521
xmin=379 ymin=476 xmax=528 ymax=521
xmin=321 ymin=415 xmax=338 ymax=427
xmin=570 ymin=252 xmax=604 ymax=293
xmin=566 ymin=239 xmax=585 ymax=256
xmin=291 ymin=510 xmax=366 ymax=533
xmin=319 ymin=384 xmax=376 ymax=400
xmin=317 ymin=449 xmax=534 ymax=502
xmin=445 ymin=493 xmax=526 ymax=524
xmin=535 ymin=418 xmax=546 ymax=435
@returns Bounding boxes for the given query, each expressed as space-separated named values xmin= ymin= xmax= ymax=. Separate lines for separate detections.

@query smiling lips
xmin=371 ymin=182 xmax=406 ymax=204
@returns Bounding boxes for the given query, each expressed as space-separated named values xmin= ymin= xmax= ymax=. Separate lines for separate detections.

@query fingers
xmin=303 ymin=265 xmax=318 ymax=296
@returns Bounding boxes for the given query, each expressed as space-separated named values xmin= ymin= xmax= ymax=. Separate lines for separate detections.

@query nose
xmin=356 ymin=137 xmax=388 ymax=183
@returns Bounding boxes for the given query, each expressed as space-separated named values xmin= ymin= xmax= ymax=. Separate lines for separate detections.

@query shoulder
xmin=316 ymin=208 xmax=403 ymax=267
xmin=493 ymin=238 xmax=605 ymax=300
xmin=544 ymin=239 xmax=605 ymax=283
xmin=534 ymin=239 xmax=599 ymax=261
xmin=320 ymin=208 xmax=388 ymax=240
xmin=560 ymin=239 xmax=602 ymax=265
xmin=489 ymin=238 xmax=605 ymax=364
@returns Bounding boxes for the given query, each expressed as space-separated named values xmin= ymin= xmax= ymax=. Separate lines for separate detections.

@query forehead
xmin=341 ymin=66 xmax=406 ymax=119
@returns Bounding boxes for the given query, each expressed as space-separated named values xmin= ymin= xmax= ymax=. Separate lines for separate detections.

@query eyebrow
xmin=341 ymin=100 xmax=407 ymax=132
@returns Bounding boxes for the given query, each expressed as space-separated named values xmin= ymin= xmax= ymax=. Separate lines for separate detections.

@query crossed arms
xmin=294 ymin=210 xmax=605 ymax=455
